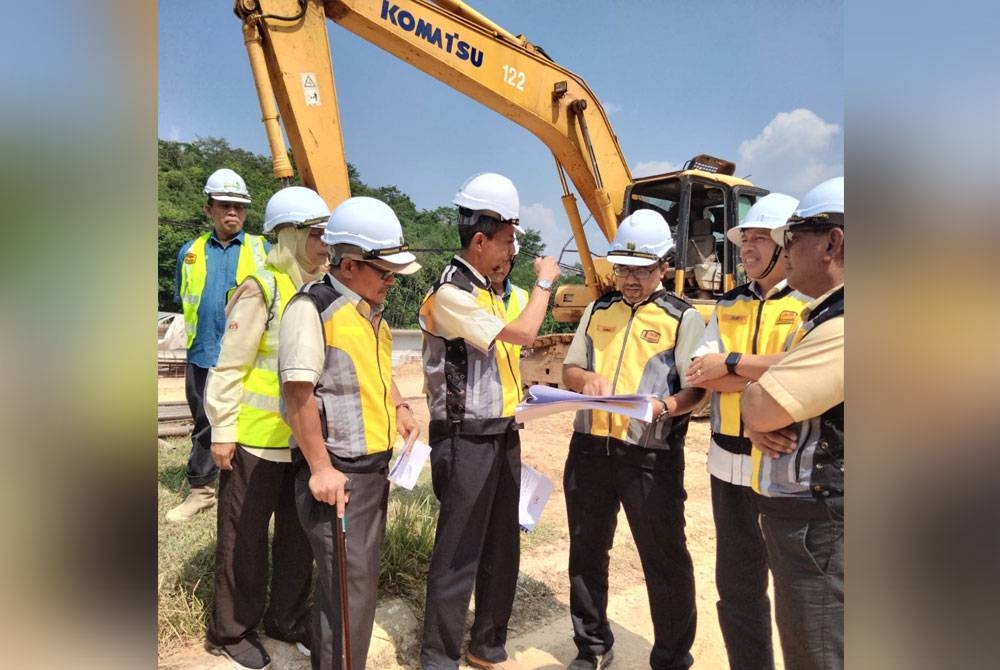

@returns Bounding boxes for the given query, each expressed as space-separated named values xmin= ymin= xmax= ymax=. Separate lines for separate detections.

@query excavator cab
xmin=623 ymin=155 xmax=768 ymax=317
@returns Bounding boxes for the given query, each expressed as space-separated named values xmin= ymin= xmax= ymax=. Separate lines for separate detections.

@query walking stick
xmin=337 ymin=514 xmax=352 ymax=670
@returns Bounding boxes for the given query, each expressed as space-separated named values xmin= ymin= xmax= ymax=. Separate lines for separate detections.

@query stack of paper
xmin=515 ymin=385 xmax=656 ymax=423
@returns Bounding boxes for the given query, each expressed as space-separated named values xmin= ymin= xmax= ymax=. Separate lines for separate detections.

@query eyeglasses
xmin=212 ymin=201 xmax=247 ymax=213
xmin=360 ymin=261 xmax=394 ymax=280
xmin=612 ymin=263 xmax=660 ymax=280
xmin=783 ymin=224 xmax=841 ymax=248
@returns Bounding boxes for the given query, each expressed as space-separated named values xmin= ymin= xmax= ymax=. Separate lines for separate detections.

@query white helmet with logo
xmin=263 ymin=186 xmax=330 ymax=233
xmin=323 ymin=196 xmax=420 ymax=274
xmin=607 ymin=209 xmax=673 ymax=266
xmin=203 ymin=168 xmax=251 ymax=204
xmin=726 ymin=193 xmax=799 ymax=245
xmin=453 ymin=172 xmax=521 ymax=228
xmin=772 ymin=177 xmax=845 ymax=245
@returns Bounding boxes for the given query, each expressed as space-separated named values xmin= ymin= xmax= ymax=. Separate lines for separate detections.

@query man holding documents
xmin=418 ymin=172 xmax=561 ymax=670
xmin=561 ymin=209 xmax=705 ymax=670
xmin=280 ymin=197 xmax=420 ymax=670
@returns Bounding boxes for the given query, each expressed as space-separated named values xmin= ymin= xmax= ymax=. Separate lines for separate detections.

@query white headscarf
xmin=265 ymin=225 xmax=325 ymax=288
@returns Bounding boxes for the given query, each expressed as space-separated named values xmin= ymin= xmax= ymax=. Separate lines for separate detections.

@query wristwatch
xmin=725 ymin=352 xmax=742 ymax=375
xmin=535 ymin=278 xmax=553 ymax=291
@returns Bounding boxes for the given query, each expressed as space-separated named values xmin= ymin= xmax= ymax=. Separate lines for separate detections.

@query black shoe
xmin=264 ymin=624 xmax=311 ymax=658
xmin=205 ymin=632 xmax=272 ymax=670
xmin=567 ymin=648 xmax=614 ymax=670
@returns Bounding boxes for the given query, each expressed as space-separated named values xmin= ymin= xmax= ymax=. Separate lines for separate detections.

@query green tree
xmin=158 ymin=137 xmax=580 ymax=335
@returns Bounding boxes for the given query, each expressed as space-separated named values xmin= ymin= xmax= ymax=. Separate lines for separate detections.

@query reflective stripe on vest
xmin=752 ymin=287 xmax=844 ymax=497
xmin=180 ymin=232 xmax=268 ymax=348
xmin=286 ymin=277 xmax=396 ymax=459
xmin=419 ymin=261 xmax=522 ymax=431
xmin=710 ymin=284 xmax=808 ymax=449
xmin=235 ymin=268 xmax=297 ymax=448
xmin=573 ymin=291 xmax=691 ymax=450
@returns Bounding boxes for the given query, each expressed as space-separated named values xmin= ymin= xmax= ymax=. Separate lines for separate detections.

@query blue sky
xmin=159 ymin=0 xmax=843 ymax=260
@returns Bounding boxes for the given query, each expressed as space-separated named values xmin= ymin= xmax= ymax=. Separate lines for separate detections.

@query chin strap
xmin=756 ymin=245 xmax=781 ymax=279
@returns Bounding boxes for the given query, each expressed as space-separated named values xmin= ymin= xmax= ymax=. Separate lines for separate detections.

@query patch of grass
xmin=158 ymin=437 xmax=216 ymax=658
xmin=520 ymin=516 xmax=563 ymax=552
xmin=378 ymin=484 xmax=439 ymax=610
xmin=157 ymin=438 xmax=557 ymax=659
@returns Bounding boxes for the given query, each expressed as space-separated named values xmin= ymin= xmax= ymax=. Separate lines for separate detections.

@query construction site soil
xmin=159 ymin=361 xmax=783 ymax=669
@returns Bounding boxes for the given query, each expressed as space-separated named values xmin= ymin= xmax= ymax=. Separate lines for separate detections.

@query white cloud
xmin=603 ymin=102 xmax=623 ymax=117
xmin=169 ymin=125 xmax=181 ymax=141
xmin=738 ymin=108 xmax=843 ymax=196
xmin=632 ymin=160 xmax=681 ymax=177
xmin=519 ymin=203 xmax=568 ymax=259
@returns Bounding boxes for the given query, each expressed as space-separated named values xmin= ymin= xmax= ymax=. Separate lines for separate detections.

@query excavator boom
xmin=236 ymin=0 xmax=631 ymax=252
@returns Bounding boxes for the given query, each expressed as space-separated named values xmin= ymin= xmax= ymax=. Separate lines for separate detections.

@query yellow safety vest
xmin=287 ymin=276 xmax=396 ymax=462
xmin=179 ymin=232 xmax=267 ymax=348
xmin=419 ymin=260 xmax=522 ymax=438
xmin=235 ymin=268 xmax=297 ymax=448
xmin=710 ymin=283 xmax=808 ymax=451
xmin=574 ymin=291 xmax=692 ymax=450
xmin=504 ymin=283 xmax=529 ymax=363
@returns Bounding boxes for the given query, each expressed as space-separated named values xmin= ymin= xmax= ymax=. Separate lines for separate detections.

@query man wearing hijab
xmin=203 ymin=186 xmax=331 ymax=670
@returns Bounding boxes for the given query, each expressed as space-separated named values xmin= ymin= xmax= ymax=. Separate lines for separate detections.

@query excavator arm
xmin=234 ymin=0 xmax=634 ymax=289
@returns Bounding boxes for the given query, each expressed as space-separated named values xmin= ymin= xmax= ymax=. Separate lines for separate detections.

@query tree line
xmin=158 ymin=137 xmax=578 ymax=331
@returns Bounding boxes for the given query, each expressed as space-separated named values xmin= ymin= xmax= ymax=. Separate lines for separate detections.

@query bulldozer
xmin=232 ymin=0 xmax=770 ymax=386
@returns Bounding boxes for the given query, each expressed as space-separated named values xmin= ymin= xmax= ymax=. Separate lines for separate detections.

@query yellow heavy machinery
xmin=234 ymin=0 xmax=770 ymax=385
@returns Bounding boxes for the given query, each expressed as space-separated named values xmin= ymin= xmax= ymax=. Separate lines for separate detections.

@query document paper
xmin=519 ymin=463 xmax=554 ymax=532
xmin=387 ymin=440 xmax=431 ymax=490
xmin=514 ymin=385 xmax=657 ymax=423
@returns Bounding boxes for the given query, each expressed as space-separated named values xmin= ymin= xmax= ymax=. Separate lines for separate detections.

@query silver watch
xmin=535 ymin=278 xmax=553 ymax=290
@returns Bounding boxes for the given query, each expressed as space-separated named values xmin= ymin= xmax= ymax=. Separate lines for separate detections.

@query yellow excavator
xmin=234 ymin=0 xmax=770 ymax=385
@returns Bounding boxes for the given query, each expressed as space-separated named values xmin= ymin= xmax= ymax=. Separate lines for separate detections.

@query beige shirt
xmin=563 ymin=294 xmax=703 ymax=386
xmin=205 ymin=280 xmax=289 ymax=463
xmin=278 ymin=275 xmax=384 ymax=387
xmin=425 ymin=256 xmax=506 ymax=353
xmin=757 ymin=284 xmax=844 ymax=421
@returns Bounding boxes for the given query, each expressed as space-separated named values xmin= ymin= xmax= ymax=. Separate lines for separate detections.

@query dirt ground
xmin=159 ymin=361 xmax=782 ymax=669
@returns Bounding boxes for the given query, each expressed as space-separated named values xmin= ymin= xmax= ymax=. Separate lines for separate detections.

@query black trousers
xmin=295 ymin=457 xmax=389 ymax=670
xmin=711 ymin=476 xmax=774 ymax=670
xmin=564 ymin=437 xmax=695 ymax=670
xmin=420 ymin=431 xmax=521 ymax=670
xmin=760 ymin=497 xmax=844 ymax=670
xmin=208 ymin=446 xmax=313 ymax=645
xmin=184 ymin=363 xmax=218 ymax=487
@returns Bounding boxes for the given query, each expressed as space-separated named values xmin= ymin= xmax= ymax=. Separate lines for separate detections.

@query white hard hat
xmin=771 ymin=177 xmax=845 ymax=245
xmin=453 ymin=172 xmax=521 ymax=225
xmin=607 ymin=209 xmax=673 ymax=266
xmin=323 ymin=196 xmax=420 ymax=274
xmin=263 ymin=186 xmax=330 ymax=233
xmin=204 ymin=168 xmax=251 ymax=204
xmin=726 ymin=193 xmax=799 ymax=245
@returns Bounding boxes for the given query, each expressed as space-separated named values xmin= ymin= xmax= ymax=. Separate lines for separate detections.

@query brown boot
xmin=165 ymin=484 xmax=216 ymax=522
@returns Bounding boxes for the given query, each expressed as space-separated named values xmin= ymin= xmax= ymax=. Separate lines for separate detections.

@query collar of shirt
xmin=453 ymin=255 xmax=491 ymax=290
xmin=802 ymin=282 xmax=844 ymax=321
xmin=622 ymin=287 xmax=665 ymax=308
xmin=327 ymin=274 xmax=385 ymax=323
xmin=209 ymin=227 xmax=246 ymax=248
xmin=750 ymin=278 xmax=789 ymax=300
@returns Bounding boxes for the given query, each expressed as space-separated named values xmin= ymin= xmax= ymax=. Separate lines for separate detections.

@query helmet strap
xmin=757 ymin=245 xmax=781 ymax=279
